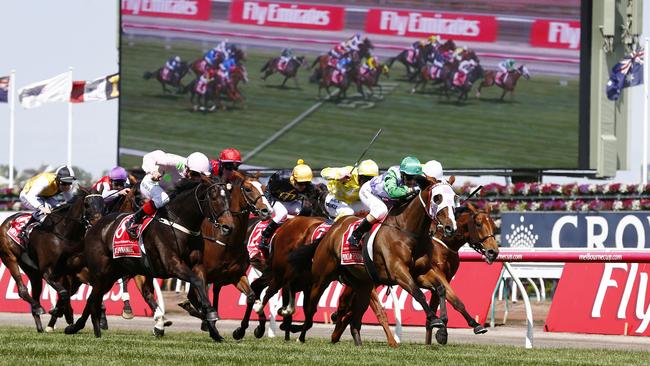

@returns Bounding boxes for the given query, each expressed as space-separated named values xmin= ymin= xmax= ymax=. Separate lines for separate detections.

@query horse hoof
xmin=153 ymin=327 xmax=165 ymax=338
xmin=427 ymin=318 xmax=445 ymax=330
xmin=163 ymin=318 xmax=173 ymax=327
xmin=474 ymin=325 xmax=488 ymax=334
xmin=435 ymin=328 xmax=448 ymax=345
xmin=330 ymin=312 xmax=338 ymax=322
xmin=253 ymin=326 xmax=265 ymax=339
xmin=45 ymin=326 xmax=55 ymax=333
xmin=64 ymin=325 xmax=78 ymax=335
xmin=252 ymin=300 xmax=263 ymax=314
xmin=212 ymin=333 xmax=225 ymax=343
xmin=200 ymin=320 xmax=208 ymax=332
xmin=232 ymin=327 xmax=245 ymax=340
xmin=100 ymin=319 xmax=108 ymax=330
xmin=279 ymin=323 xmax=287 ymax=332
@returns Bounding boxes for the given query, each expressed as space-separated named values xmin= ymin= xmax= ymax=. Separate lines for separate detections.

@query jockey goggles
xmin=111 ymin=179 xmax=126 ymax=187
xmin=222 ymin=162 xmax=240 ymax=171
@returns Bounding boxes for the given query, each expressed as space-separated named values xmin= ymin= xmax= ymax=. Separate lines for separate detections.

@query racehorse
xmin=143 ymin=62 xmax=190 ymax=94
xmin=190 ymin=55 xmax=220 ymax=78
xmin=353 ymin=62 xmax=390 ymax=99
xmin=64 ymin=177 xmax=234 ymax=341
xmin=176 ymin=171 xmax=272 ymax=335
xmin=445 ymin=64 xmax=484 ymax=102
xmin=318 ymin=60 xmax=360 ymax=101
xmin=293 ymin=177 xmax=459 ymax=346
xmin=330 ymin=202 xmax=500 ymax=346
xmin=476 ymin=65 xmax=530 ymax=101
xmin=387 ymin=40 xmax=456 ymax=80
xmin=310 ymin=38 xmax=374 ymax=82
xmin=213 ymin=64 xmax=249 ymax=110
xmin=0 ymin=189 xmax=105 ymax=333
xmin=261 ymin=56 xmax=306 ymax=87
xmin=185 ymin=76 xmax=217 ymax=112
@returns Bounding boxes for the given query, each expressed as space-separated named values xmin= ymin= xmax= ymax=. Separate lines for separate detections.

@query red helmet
xmin=219 ymin=148 xmax=242 ymax=163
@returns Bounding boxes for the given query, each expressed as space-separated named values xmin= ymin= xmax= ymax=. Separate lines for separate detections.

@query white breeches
xmin=324 ymin=193 xmax=365 ymax=218
xmin=271 ymin=200 xmax=303 ymax=224
xmin=358 ymin=182 xmax=388 ymax=221
xmin=140 ymin=175 xmax=170 ymax=209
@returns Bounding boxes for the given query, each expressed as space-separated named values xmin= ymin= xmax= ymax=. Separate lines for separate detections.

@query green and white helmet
xmin=399 ymin=156 xmax=422 ymax=176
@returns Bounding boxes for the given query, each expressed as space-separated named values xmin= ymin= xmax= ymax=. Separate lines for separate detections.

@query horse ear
xmin=448 ymin=175 xmax=456 ymax=185
xmin=467 ymin=202 xmax=477 ymax=212
xmin=485 ymin=204 xmax=492 ymax=214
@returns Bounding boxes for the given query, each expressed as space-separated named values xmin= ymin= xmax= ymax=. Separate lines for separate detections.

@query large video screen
xmin=119 ymin=0 xmax=585 ymax=170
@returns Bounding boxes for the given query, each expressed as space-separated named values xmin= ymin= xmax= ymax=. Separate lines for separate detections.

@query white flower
xmin=613 ymin=200 xmax=623 ymax=211
xmin=632 ymin=200 xmax=641 ymax=210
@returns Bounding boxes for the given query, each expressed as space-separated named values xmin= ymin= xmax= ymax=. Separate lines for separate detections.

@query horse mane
xmin=169 ymin=178 xmax=202 ymax=197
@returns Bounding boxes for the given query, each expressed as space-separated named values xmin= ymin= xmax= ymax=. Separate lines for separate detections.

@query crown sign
xmin=505 ymin=216 xmax=539 ymax=248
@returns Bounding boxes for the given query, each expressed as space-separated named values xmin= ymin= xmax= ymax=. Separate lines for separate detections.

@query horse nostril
xmin=221 ymin=225 xmax=232 ymax=236
xmin=444 ymin=226 xmax=453 ymax=236
xmin=486 ymin=249 xmax=497 ymax=259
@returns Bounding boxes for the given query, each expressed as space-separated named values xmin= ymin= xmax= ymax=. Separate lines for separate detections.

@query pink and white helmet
xmin=186 ymin=152 xmax=211 ymax=176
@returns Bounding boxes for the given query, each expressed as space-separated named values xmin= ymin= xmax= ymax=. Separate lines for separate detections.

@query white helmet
xmin=186 ymin=152 xmax=211 ymax=176
xmin=422 ymin=160 xmax=443 ymax=180
xmin=174 ymin=56 xmax=181 ymax=63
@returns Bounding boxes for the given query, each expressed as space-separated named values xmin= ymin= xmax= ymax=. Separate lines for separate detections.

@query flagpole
xmin=8 ymin=70 xmax=16 ymax=189
xmin=67 ymin=67 xmax=73 ymax=168
xmin=641 ymin=37 xmax=650 ymax=185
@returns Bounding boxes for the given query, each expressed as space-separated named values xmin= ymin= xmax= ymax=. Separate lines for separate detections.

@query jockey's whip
xmin=462 ymin=185 xmax=483 ymax=203
xmin=349 ymin=128 xmax=383 ymax=175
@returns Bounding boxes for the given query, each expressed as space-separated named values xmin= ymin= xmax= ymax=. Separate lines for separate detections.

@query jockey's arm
xmin=22 ymin=176 xmax=50 ymax=209
xmin=321 ymin=166 xmax=352 ymax=182
xmin=142 ymin=150 xmax=186 ymax=175
xmin=383 ymin=170 xmax=410 ymax=199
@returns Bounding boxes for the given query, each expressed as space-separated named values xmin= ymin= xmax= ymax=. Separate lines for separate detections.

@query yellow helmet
xmin=428 ymin=35 xmax=437 ymax=43
xmin=358 ymin=159 xmax=379 ymax=177
xmin=455 ymin=47 xmax=464 ymax=54
xmin=291 ymin=159 xmax=313 ymax=183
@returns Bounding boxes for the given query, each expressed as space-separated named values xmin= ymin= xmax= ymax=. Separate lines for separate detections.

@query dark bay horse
xmin=64 ymin=177 xmax=234 ymax=341
xmin=310 ymin=38 xmax=374 ymax=82
xmin=294 ymin=178 xmax=458 ymax=345
xmin=387 ymin=40 xmax=456 ymax=80
xmin=0 ymin=190 xmax=104 ymax=333
xmin=477 ymin=65 xmax=530 ymax=101
xmin=143 ymin=62 xmax=190 ymax=94
xmin=445 ymin=64 xmax=484 ymax=102
xmin=353 ymin=62 xmax=390 ymax=99
xmin=261 ymin=56 xmax=306 ymax=87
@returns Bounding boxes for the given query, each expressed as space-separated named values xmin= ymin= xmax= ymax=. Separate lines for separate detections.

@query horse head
xmin=439 ymin=39 xmax=456 ymax=52
xmin=230 ymin=171 xmax=273 ymax=220
xmin=422 ymin=176 xmax=458 ymax=238
xmin=463 ymin=202 xmax=499 ymax=263
xmin=197 ymin=175 xmax=234 ymax=236
xmin=360 ymin=38 xmax=374 ymax=58
xmin=234 ymin=64 xmax=249 ymax=84
xmin=519 ymin=65 xmax=531 ymax=80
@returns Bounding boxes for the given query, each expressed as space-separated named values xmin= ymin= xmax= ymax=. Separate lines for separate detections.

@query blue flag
xmin=606 ymin=50 xmax=644 ymax=101
xmin=0 ymin=76 xmax=8 ymax=103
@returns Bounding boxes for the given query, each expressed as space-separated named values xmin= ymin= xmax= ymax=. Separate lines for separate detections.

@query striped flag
xmin=0 ymin=76 xmax=9 ymax=103
xmin=18 ymin=72 xmax=72 ymax=108
xmin=70 ymin=73 xmax=120 ymax=103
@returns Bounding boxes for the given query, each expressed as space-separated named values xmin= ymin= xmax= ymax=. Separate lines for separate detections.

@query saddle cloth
xmin=331 ymin=70 xmax=344 ymax=84
xmin=161 ymin=68 xmax=171 ymax=81
xmin=453 ymin=72 xmax=468 ymax=87
xmin=340 ymin=219 xmax=381 ymax=265
xmin=7 ymin=214 xmax=36 ymax=245
xmin=247 ymin=220 xmax=274 ymax=260
xmin=311 ymin=222 xmax=332 ymax=243
xmin=406 ymin=49 xmax=417 ymax=64
xmin=112 ymin=214 xmax=154 ymax=259
xmin=496 ymin=71 xmax=506 ymax=86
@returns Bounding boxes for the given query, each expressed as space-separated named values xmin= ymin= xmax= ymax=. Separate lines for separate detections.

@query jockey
xmin=204 ymin=48 xmax=219 ymax=67
xmin=125 ymin=150 xmax=211 ymax=238
xmin=215 ymin=39 xmax=230 ymax=60
xmin=360 ymin=55 xmax=378 ymax=75
xmin=18 ymin=166 xmax=76 ymax=241
xmin=92 ymin=166 xmax=131 ymax=202
xmin=349 ymin=156 xmax=422 ymax=246
xmin=329 ymin=41 xmax=348 ymax=59
xmin=498 ymin=58 xmax=516 ymax=84
xmin=258 ymin=159 xmax=316 ymax=252
xmin=278 ymin=48 xmax=293 ymax=70
xmin=454 ymin=58 xmax=478 ymax=86
xmin=218 ymin=56 xmax=237 ymax=81
xmin=428 ymin=35 xmax=441 ymax=49
xmin=453 ymin=47 xmax=466 ymax=61
xmin=165 ymin=56 xmax=181 ymax=73
xmin=336 ymin=56 xmax=351 ymax=72
xmin=321 ymin=159 xmax=379 ymax=220
xmin=210 ymin=147 xmax=242 ymax=182
xmin=345 ymin=33 xmax=362 ymax=52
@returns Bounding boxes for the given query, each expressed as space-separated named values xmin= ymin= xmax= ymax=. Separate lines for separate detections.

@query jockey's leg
xmin=126 ymin=200 xmax=156 ymax=239
xmin=259 ymin=200 xmax=287 ymax=251
xmin=349 ymin=182 xmax=387 ymax=246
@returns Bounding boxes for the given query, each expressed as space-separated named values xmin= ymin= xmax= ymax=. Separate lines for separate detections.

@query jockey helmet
xmin=174 ymin=56 xmax=181 ymax=63
xmin=219 ymin=148 xmax=242 ymax=163
xmin=109 ymin=166 xmax=128 ymax=181
xmin=358 ymin=160 xmax=379 ymax=177
xmin=428 ymin=35 xmax=438 ymax=43
xmin=186 ymin=152 xmax=211 ymax=176
xmin=55 ymin=165 xmax=76 ymax=184
xmin=399 ymin=157 xmax=422 ymax=176
xmin=291 ymin=159 xmax=313 ymax=183
xmin=354 ymin=33 xmax=361 ymax=39
xmin=422 ymin=160 xmax=443 ymax=180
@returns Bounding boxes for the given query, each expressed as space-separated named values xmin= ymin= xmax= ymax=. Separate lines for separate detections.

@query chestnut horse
xmin=353 ymin=62 xmax=390 ymax=99
xmin=64 ymin=177 xmax=234 ymax=341
xmin=330 ymin=202 xmax=500 ymax=346
xmin=0 ymin=190 xmax=104 ymax=333
xmin=310 ymin=38 xmax=374 ymax=82
xmin=261 ymin=56 xmax=306 ymax=87
xmin=476 ymin=65 xmax=530 ymax=101
xmin=293 ymin=178 xmax=458 ymax=345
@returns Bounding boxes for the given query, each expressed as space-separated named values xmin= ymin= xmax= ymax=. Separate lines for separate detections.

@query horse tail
xmin=287 ymin=238 xmax=322 ymax=272
xmin=310 ymin=55 xmax=321 ymax=70
xmin=143 ymin=71 xmax=154 ymax=80
xmin=260 ymin=59 xmax=272 ymax=73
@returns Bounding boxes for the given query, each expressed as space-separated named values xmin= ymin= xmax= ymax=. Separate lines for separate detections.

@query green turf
xmin=120 ymin=37 xmax=580 ymax=170
xmin=0 ymin=327 xmax=647 ymax=366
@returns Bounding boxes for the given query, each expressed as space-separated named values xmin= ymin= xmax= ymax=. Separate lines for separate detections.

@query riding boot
xmin=126 ymin=207 xmax=147 ymax=239
xmin=17 ymin=214 xmax=38 ymax=245
xmin=258 ymin=221 xmax=280 ymax=252
xmin=348 ymin=218 xmax=372 ymax=247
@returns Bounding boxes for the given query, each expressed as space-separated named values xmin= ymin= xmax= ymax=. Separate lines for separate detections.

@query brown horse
xmin=177 ymin=171 xmax=272 ymax=333
xmin=387 ymin=40 xmax=456 ymax=80
xmin=310 ymin=38 xmax=374 ymax=82
xmin=190 ymin=56 xmax=220 ymax=78
xmin=64 ymin=177 xmax=234 ymax=341
xmin=143 ymin=62 xmax=190 ymax=94
xmin=330 ymin=202 xmax=500 ymax=346
xmin=0 ymin=189 xmax=104 ymax=333
xmin=213 ymin=64 xmax=248 ymax=110
xmin=477 ymin=65 xmax=530 ymax=100
xmin=294 ymin=178 xmax=458 ymax=345
xmin=353 ymin=62 xmax=390 ymax=99
xmin=261 ymin=56 xmax=306 ymax=87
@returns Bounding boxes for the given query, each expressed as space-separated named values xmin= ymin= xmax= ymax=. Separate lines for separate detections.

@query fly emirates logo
xmin=379 ymin=11 xmax=480 ymax=37
xmin=592 ymin=263 xmax=650 ymax=334
xmin=241 ymin=2 xmax=331 ymax=26
xmin=547 ymin=21 xmax=580 ymax=49
xmin=122 ymin=0 xmax=199 ymax=15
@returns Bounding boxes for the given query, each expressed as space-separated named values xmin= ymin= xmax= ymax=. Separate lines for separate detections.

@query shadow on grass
xmin=262 ymin=84 xmax=303 ymax=91
xmin=477 ymin=97 xmax=519 ymax=104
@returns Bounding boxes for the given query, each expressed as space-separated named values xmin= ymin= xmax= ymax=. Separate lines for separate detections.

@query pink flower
xmin=562 ymin=183 xmax=577 ymax=196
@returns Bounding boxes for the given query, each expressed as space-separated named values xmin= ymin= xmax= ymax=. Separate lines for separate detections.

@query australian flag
xmin=0 ymin=76 xmax=9 ymax=103
xmin=606 ymin=50 xmax=644 ymax=101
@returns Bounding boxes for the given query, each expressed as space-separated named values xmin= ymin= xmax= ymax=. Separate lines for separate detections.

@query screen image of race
xmin=119 ymin=0 xmax=580 ymax=170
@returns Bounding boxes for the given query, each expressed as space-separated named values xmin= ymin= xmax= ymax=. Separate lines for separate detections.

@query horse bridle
xmin=47 ymin=193 xmax=103 ymax=230
xmin=466 ymin=211 xmax=495 ymax=255
xmin=231 ymin=181 xmax=267 ymax=217
xmin=194 ymin=182 xmax=230 ymax=231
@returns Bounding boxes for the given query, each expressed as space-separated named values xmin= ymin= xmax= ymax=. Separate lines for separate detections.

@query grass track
xmin=120 ymin=38 xmax=579 ymax=169
xmin=1 ymin=327 xmax=649 ymax=366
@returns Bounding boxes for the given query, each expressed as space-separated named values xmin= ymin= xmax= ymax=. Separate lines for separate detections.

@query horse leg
xmin=119 ymin=277 xmax=134 ymax=319
xmin=394 ymin=266 xmax=441 ymax=331
xmin=3 ymin=256 xmax=43 ymax=314
xmin=250 ymin=272 xmax=271 ymax=339
xmin=281 ymin=76 xmax=289 ymax=88
xmin=89 ymin=282 xmax=114 ymax=338
xmin=280 ymin=288 xmax=292 ymax=341
xmin=232 ymin=276 xmax=255 ymax=340
xmin=24 ymin=270 xmax=44 ymax=333
xmin=500 ymin=89 xmax=507 ymax=101
xmin=298 ymin=259 xmax=337 ymax=343
xmin=100 ymin=302 xmax=108 ymax=330
xmin=368 ymin=287 xmax=398 ymax=347
xmin=330 ymin=285 xmax=353 ymax=343
xmin=176 ymin=263 xmax=222 ymax=342
xmin=138 ymin=276 xmax=171 ymax=337
xmin=349 ymin=283 xmax=373 ymax=346
xmin=212 ymin=284 xmax=222 ymax=320
xmin=445 ymin=281 xmax=486 ymax=334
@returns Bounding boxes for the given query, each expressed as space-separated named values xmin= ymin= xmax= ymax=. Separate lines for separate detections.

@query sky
xmin=0 ymin=1 xmax=119 ymax=178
